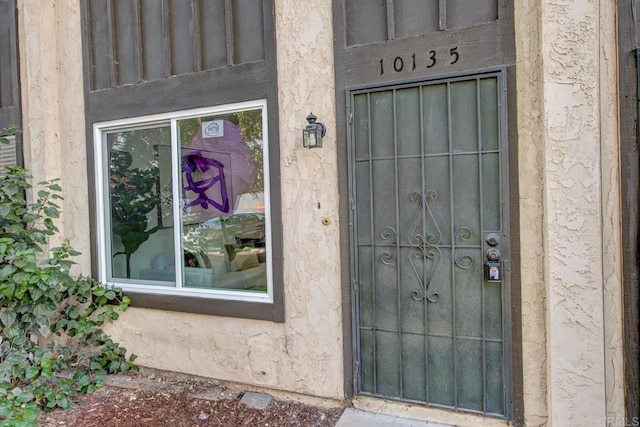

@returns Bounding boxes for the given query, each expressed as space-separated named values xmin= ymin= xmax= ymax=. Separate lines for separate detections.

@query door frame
xmin=616 ymin=0 xmax=640 ymax=419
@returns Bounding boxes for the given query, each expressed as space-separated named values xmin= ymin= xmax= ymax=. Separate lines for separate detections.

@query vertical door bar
xmin=367 ymin=93 xmax=378 ymax=394
xmin=499 ymin=70 xmax=512 ymax=418
xmin=350 ymin=97 xmax=360 ymax=391
xmin=419 ymin=86 xmax=431 ymax=404
xmin=476 ymin=77 xmax=488 ymax=414
xmin=392 ymin=89 xmax=403 ymax=397
xmin=445 ymin=81 xmax=459 ymax=409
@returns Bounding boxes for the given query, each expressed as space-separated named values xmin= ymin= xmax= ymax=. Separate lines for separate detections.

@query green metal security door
xmin=350 ymin=72 xmax=511 ymax=417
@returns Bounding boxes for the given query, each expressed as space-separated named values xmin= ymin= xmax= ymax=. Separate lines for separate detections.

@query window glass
xmin=177 ymin=109 xmax=267 ymax=293
xmin=107 ymin=126 xmax=174 ymax=282
xmin=100 ymin=102 xmax=269 ymax=299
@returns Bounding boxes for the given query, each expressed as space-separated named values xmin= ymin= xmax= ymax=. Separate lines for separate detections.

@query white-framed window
xmin=94 ymin=100 xmax=272 ymax=303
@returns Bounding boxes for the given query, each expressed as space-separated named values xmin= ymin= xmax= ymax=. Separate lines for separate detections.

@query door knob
xmin=486 ymin=248 xmax=501 ymax=261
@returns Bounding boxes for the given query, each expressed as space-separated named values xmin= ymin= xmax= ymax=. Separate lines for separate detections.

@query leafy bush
xmin=0 ymin=149 xmax=137 ymax=426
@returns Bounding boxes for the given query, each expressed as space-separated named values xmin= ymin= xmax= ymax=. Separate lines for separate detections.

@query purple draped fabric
xmin=181 ymin=120 xmax=256 ymax=223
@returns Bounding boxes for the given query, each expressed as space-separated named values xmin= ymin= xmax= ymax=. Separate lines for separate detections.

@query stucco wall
xmin=514 ymin=1 xmax=549 ymax=425
xmin=17 ymin=0 xmax=91 ymax=273
xmin=515 ymin=0 xmax=625 ymax=425
xmin=599 ymin=2 xmax=626 ymax=424
xmin=103 ymin=0 xmax=346 ymax=400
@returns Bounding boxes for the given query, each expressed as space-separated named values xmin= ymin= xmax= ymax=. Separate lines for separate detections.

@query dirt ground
xmin=37 ymin=371 xmax=345 ymax=427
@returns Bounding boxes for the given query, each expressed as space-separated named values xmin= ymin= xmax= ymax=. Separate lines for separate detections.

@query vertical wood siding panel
xmin=232 ymin=0 xmax=264 ymax=64
xmin=346 ymin=0 xmax=387 ymax=47
xmin=168 ymin=0 xmax=196 ymax=76
xmin=133 ymin=0 xmax=143 ymax=82
xmin=439 ymin=0 xmax=446 ymax=30
xmin=114 ymin=0 xmax=139 ymax=85
xmin=0 ymin=0 xmax=13 ymax=108
xmin=106 ymin=0 xmax=118 ymax=85
xmin=88 ymin=0 xmax=113 ymax=90
xmin=140 ymin=0 xmax=166 ymax=81
xmin=393 ymin=0 xmax=438 ymax=38
xmin=191 ymin=0 xmax=201 ymax=71
xmin=386 ymin=0 xmax=395 ymax=40
xmin=446 ymin=0 xmax=497 ymax=29
xmin=198 ymin=0 xmax=227 ymax=70
xmin=225 ymin=0 xmax=235 ymax=65
xmin=618 ymin=0 xmax=640 ymax=419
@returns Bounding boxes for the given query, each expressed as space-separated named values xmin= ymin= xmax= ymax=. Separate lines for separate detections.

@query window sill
xmin=123 ymin=289 xmax=284 ymax=322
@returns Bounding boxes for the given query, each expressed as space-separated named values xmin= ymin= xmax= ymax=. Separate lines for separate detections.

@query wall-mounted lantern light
xmin=302 ymin=113 xmax=326 ymax=148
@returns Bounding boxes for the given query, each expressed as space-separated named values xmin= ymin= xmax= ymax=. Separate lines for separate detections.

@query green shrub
xmin=0 ymin=160 xmax=137 ymax=426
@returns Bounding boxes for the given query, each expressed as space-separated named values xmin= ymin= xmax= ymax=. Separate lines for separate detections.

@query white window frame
xmin=94 ymin=99 xmax=273 ymax=303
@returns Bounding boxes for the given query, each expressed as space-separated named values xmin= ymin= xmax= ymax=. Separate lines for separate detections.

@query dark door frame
xmin=617 ymin=0 xmax=640 ymax=420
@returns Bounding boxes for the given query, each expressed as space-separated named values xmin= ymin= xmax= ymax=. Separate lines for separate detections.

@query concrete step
xmin=336 ymin=408 xmax=454 ymax=427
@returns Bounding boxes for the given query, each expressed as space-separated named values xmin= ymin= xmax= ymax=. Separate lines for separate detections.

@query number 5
xmin=449 ymin=47 xmax=459 ymax=65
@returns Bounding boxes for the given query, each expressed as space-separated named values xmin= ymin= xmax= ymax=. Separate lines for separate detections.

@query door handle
xmin=486 ymin=248 xmax=501 ymax=261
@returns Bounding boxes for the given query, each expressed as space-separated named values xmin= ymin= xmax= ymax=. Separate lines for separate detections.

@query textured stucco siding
xmin=17 ymin=0 xmax=91 ymax=272
xmin=514 ymin=0 xmax=547 ymax=426
xmin=515 ymin=0 xmax=625 ymax=425
xmin=514 ymin=0 xmax=549 ymax=425
xmin=543 ymin=0 xmax=607 ymax=421
xmin=599 ymin=1 xmax=625 ymax=424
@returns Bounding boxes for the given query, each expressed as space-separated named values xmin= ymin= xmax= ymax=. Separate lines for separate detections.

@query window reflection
xmin=178 ymin=109 xmax=267 ymax=292
xmin=105 ymin=105 xmax=269 ymax=295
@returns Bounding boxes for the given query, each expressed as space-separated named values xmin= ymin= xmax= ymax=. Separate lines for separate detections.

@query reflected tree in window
xmin=109 ymin=131 xmax=164 ymax=278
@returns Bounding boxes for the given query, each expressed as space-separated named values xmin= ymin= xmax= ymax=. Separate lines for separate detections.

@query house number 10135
xmin=379 ymin=47 xmax=459 ymax=75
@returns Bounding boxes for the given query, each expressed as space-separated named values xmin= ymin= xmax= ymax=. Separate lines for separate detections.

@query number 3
xmin=426 ymin=50 xmax=436 ymax=68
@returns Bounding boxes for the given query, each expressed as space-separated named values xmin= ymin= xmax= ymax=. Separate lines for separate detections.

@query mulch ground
xmin=37 ymin=372 xmax=345 ymax=427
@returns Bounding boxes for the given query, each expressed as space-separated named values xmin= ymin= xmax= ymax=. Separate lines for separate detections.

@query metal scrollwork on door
xmin=454 ymin=226 xmax=474 ymax=269
xmin=408 ymin=191 xmax=440 ymax=303
xmin=380 ymin=226 xmax=397 ymax=265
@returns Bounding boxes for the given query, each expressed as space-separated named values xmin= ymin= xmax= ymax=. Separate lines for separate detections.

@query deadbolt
xmin=486 ymin=233 xmax=501 ymax=247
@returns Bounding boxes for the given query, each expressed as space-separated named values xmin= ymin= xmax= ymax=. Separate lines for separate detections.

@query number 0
xmin=393 ymin=56 xmax=404 ymax=72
